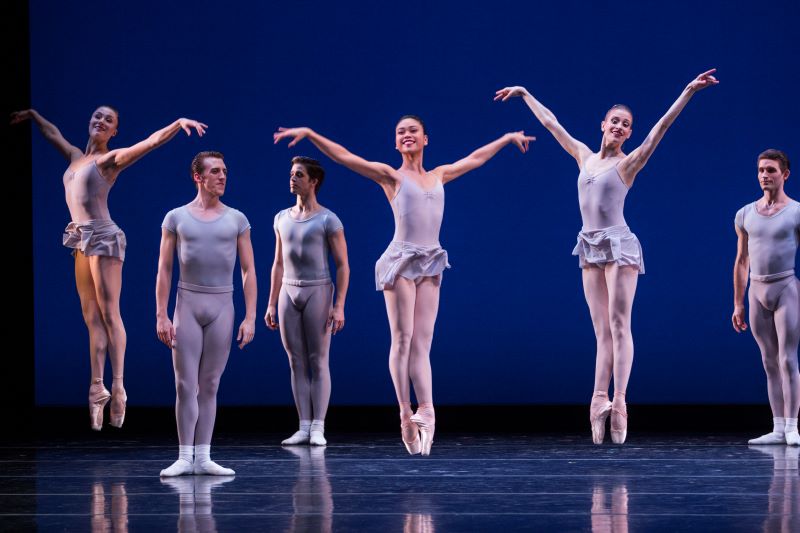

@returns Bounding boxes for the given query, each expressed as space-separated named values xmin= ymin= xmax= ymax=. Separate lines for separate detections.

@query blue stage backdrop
xmin=29 ymin=0 xmax=799 ymax=406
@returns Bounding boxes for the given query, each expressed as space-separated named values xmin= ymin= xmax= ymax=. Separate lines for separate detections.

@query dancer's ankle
xmin=399 ymin=401 xmax=413 ymax=420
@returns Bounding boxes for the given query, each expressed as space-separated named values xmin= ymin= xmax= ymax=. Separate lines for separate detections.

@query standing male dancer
xmin=157 ymin=151 xmax=257 ymax=475
xmin=733 ymin=149 xmax=800 ymax=446
xmin=265 ymin=156 xmax=349 ymax=447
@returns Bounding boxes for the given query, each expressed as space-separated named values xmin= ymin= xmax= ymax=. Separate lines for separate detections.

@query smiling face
xmin=757 ymin=157 xmax=790 ymax=194
xmin=88 ymin=106 xmax=118 ymax=143
xmin=395 ymin=117 xmax=427 ymax=154
xmin=194 ymin=157 xmax=228 ymax=198
xmin=601 ymin=108 xmax=633 ymax=149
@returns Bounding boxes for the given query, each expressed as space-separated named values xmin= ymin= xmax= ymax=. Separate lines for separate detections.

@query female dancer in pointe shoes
xmin=274 ymin=118 xmax=534 ymax=455
xmin=496 ymin=69 xmax=718 ymax=444
xmin=10 ymin=107 xmax=206 ymax=430
xmin=265 ymin=156 xmax=350 ymax=447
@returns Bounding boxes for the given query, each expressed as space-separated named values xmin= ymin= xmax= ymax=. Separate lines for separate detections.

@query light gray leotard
xmin=274 ymin=208 xmax=343 ymax=286
xmin=61 ymin=160 xmax=126 ymax=259
xmin=375 ymin=174 xmax=450 ymax=290
xmin=572 ymin=163 xmax=644 ymax=273
xmin=163 ymin=205 xmax=250 ymax=292
xmin=735 ymin=200 xmax=800 ymax=281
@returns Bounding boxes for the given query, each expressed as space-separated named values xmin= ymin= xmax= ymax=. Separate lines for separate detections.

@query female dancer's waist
xmin=576 ymin=225 xmax=634 ymax=240
xmin=64 ymin=219 xmax=120 ymax=234
xmin=385 ymin=240 xmax=443 ymax=251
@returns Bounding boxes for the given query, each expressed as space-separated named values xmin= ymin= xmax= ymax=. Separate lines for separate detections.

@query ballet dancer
xmin=274 ymin=118 xmax=534 ymax=455
xmin=156 ymin=151 xmax=257 ymax=476
xmin=733 ymin=149 xmax=799 ymax=446
xmin=496 ymin=69 xmax=718 ymax=443
xmin=265 ymin=156 xmax=350 ymax=446
xmin=10 ymin=107 xmax=206 ymax=430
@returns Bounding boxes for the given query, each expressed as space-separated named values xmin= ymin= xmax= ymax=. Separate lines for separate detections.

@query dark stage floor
xmin=1 ymin=433 xmax=798 ymax=532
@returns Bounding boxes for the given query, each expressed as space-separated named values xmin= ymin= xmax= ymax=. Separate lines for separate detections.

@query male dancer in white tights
xmin=157 ymin=151 xmax=257 ymax=475
xmin=733 ymin=149 xmax=800 ymax=446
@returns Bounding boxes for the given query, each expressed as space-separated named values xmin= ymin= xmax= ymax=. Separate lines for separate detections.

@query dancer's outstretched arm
xmin=495 ymin=87 xmax=591 ymax=166
xmin=264 ymin=230 xmax=283 ymax=331
xmin=274 ymin=127 xmax=400 ymax=188
xmin=617 ymin=69 xmax=719 ymax=185
xmin=237 ymin=229 xmax=257 ymax=349
xmin=433 ymin=132 xmax=535 ymax=184
xmin=10 ymin=109 xmax=82 ymax=161
xmin=156 ymin=229 xmax=177 ymax=348
xmin=327 ymin=230 xmax=350 ymax=335
xmin=97 ymin=118 xmax=207 ymax=176
xmin=732 ymin=225 xmax=750 ymax=333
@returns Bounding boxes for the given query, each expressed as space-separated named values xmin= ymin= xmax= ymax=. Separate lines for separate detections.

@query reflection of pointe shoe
xmin=610 ymin=394 xmax=627 ymax=444
xmin=590 ymin=392 xmax=612 ymax=445
xmin=401 ymin=419 xmax=421 ymax=455
xmin=748 ymin=431 xmax=786 ymax=445
xmin=109 ymin=387 xmax=127 ymax=428
xmin=410 ymin=405 xmax=435 ymax=456
xmin=89 ymin=379 xmax=111 ymax=431
xmin=403 ymin=513 xmax=435 ymax=533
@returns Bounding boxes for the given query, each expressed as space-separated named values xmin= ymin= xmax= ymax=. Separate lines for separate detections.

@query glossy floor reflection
xmin=0 ymin=434 xmax=798 ymax=531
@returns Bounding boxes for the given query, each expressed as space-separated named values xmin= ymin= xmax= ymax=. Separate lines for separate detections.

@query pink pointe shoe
xmin=610 ymin=392 xmax=628 ymax=444
xmin=409 ymin=404 xmax=435 ymax=456
xmin=590 ymin=391 xmax=612 ymax=445
xmin=109 ymin=390 xmax=127 ymax=429
xmin=401 ymin=418 xmax=421 ymax=455
xmin=89 ymin=379 xmax=111 ymax=431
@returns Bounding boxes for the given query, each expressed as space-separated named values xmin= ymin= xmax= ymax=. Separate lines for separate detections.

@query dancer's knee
xmin=175 ymin=378 xmax=198 ymax=401
xmin=391 ymin=331 xmax=414 ymax=358
xmin=595 ymin=328 xmax=613 ymax=350
xmin=198 ymin=374 xmax=222 ymax=397
xmin=762 ymin=353 xmax=781 ymax=376
xmin=609 ymin=315 xmax=631 ymax=342
xmin=99 ymin=306 xmax=124 ymax=333
xmin=308 ymin=352 xmax=329 ymax=375
xmin=778 ymin=351 xmax=799 ymax=376
xmin=287 ymin=352 xmax=308 ymax=372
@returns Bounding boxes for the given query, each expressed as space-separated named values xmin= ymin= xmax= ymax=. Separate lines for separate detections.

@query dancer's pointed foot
xmin=109 ymin=379 xmax=127 ymax=428
xmin=590 ymin=391 xmax=612 ymax=445
xmin=410 ymin=404 xmax=435 ymax=456
xmin=610 ymin=392 xmax=627 ymax=444
xmin=401 ymin=418 xmax=421 ymax=455
xmin=89 ymin=379 xmax=111 ymax=431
